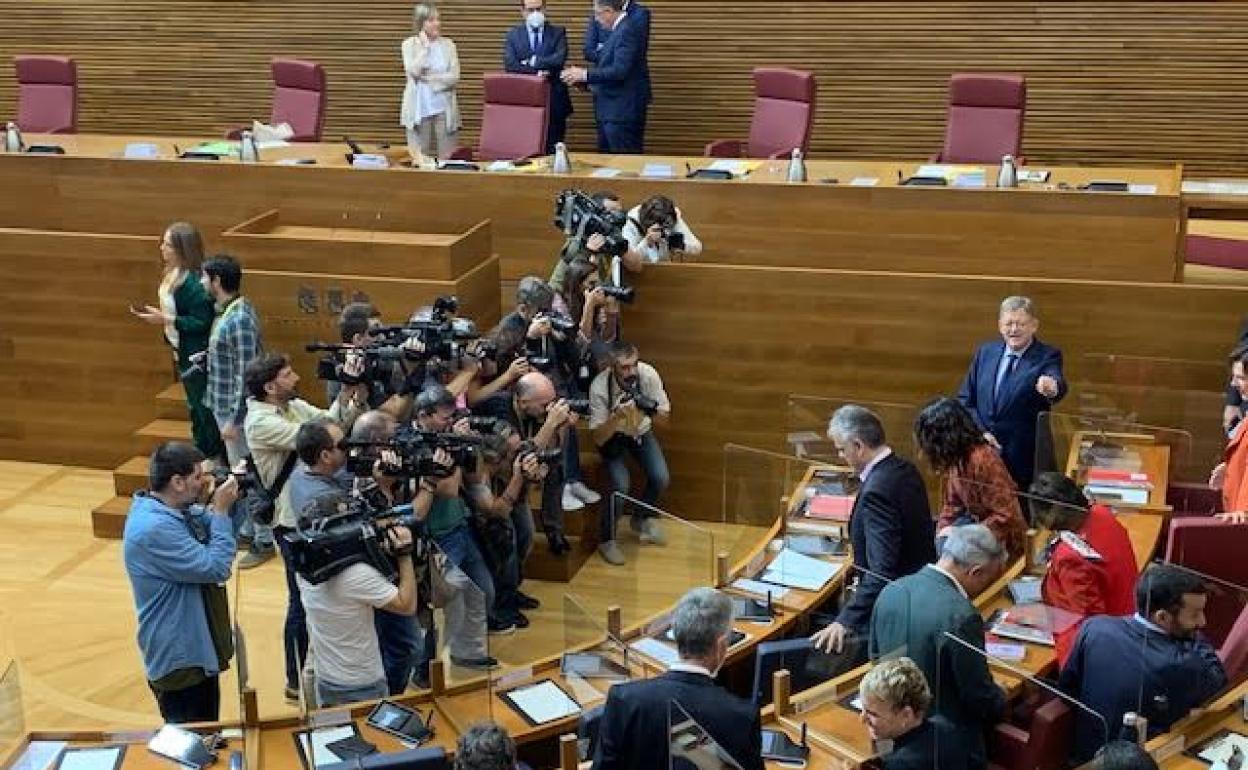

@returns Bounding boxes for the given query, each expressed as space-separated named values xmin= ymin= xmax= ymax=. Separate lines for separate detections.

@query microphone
xmin=344 ymin=135 xmax=364 ymax=156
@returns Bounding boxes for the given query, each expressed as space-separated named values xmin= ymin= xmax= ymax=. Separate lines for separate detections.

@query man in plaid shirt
xmin=200 ymin=254 xmax=270 ymax=567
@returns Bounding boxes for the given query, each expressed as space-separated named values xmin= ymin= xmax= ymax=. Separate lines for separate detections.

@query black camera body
xmin=665 ymin=231 xmax=686 ymax=252
xmin=209 ymin=465 xmax=264 ymax=501
xmin=346 ymin=425 xmax=482 ymax=479
xmin=599 ymin=284 xmax=636 ymax=304
xmin=285 ymin=495 xmax=424 ymax=585
xmin=624 ymin=384 xmax=659 ymax=416
xmin=554 ymin=189 xmax=629 ymax=259
xmin=518 ymin=439 xmax=561 ymax=465
xmin=308 ymin=343 xmax=404 ymax=385
xmin=564 ymin=398 xmax=592 ymax=417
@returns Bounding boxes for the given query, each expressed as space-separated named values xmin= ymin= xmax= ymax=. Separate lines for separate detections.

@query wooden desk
xmin=1064 ymin=430 xmax=1174 ymax=514
xmin=1154 ymin=680 xmax=1248 ymax=770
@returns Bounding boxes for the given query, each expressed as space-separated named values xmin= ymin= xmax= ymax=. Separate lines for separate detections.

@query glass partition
xmin=667 ymin=699 xmax=745 ymax=770
xmin=785 ymin=395 xmax=921 ymax=464
xmin=611 ymin=494 xmax=716 ymax=630
xmin=720 ymin=444 xmax=820 ymax=569
xmin=0 ymin=658 xmax=23 ymax=759
xmin=1038 ymin=413 xmax=1193 ymax=512
xmin=558 ymin=593 xmax=638 ymax=710
xmin=430 ymin=539 xmax=491 ymax=690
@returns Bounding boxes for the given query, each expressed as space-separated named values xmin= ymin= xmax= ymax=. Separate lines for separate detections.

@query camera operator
xmin=296 ymin=492 xmax=417 ymax=707
xmin=550 ymin=191 xmax=641 ymax=288
xmin=464 ymin=335 xmax=532 ymax=420
xmin=494 ymin=278 xmax=601 ymax=525
xmin=123 ymin=441 xmax=240 ymax=724
xmin=508 ymin=371 xmax=586 ymax=555
xmin=413 ymin=385 xmax=500 ymax=667
xmin=622 ymin=194 xmax=702 ymax=264
xmin=326 ymin=302 xmax=401 ymax=407
xmin=242 ymin=353 xmax=367 ymax=698
xmin=589 ymin=340 xmax=671 ymax=566
xmin=465 ymin=422 xmax=547 ymax=630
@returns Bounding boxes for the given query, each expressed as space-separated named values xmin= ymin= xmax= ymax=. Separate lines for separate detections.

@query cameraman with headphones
xmin=622 ymin=194 xmax=703 ymax=264
xmin=296 ymin=492 xmax=417 ymax=707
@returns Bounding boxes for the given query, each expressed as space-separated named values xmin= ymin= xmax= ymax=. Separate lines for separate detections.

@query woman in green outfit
xmin=131 ymin=222 xmax=224 ymax=460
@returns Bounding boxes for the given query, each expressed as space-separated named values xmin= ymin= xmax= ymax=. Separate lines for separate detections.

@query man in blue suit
xmin=957 ymin=295 xmax=1066 ymax=491
xmin=504 ymin=0 xmax=572 ymax=154
xmin=562 ymin=0 xmax=649 ymax=154
xmin=582 ymin=0 xmax=650 ymax=151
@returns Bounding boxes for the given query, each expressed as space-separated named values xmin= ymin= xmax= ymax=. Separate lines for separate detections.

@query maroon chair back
xmin=1221 ymin=604 xmax=1248 ymax=682
xmin=14 ymin=55 xmax=77 ymax=133
xmin=748 ymin=67 xmax=816 ymax=158
xmin=1165 ymin=518 xmax=1248 ymax=647
xmin=939 ymin=73 xmax=1025 ymax=163
xmin=271 ymin=58 xmax=327 ymax=142
xmin=477 ymin=73 xmax=549 ymax=162
xmin=989 ymin=698 xmax=1072 ymax=770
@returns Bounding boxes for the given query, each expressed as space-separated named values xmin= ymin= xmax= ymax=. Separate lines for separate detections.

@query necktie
xmin=531 ymin=30 xmax=541 ymax=53
xmin=995 ymin=353 xmax=1019 ymax=401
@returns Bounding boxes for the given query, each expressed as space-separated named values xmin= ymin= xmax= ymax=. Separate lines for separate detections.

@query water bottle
xmin=552 ymin=142 xmax=571 ymax=174
xmin=4 ymin=122 xmax=23 ymax=153
xmin=997 ymin=154 xmax=1018 ymax=188
xmin=786 ymin=148 xmax=806 ymax=183
xmin=239 ymin=130 xmax=258 ymax=163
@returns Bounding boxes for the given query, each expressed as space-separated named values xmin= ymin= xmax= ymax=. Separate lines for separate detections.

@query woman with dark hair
xmin=914 ymin=396 xmax=1026 ymax=560
xmin=131 ymin=222 xmax=223 ymax=460
xmin=561 ymin=257 xmax=619 ymax=374
xmin=622 ymin=194 xmax=702 ymax=264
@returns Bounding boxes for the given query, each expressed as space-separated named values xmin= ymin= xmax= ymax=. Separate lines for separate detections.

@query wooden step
xmin=91 ymin=495 xmax=132 ymax=539
xmin=113 ymin=455 xmax=149 ymax=496
xmin=134 ymin=418 xmax=192 ymax=454
xmin=155 ymin=382 xmax=188 ymax=420
xmin=524 ymin=532 xmax=596 ymax=583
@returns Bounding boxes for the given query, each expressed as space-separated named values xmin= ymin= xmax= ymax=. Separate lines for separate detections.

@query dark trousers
xmin=546 ymin=111 xmax=569 ymax=155
xmin=600 ymin=431 xmax=670 ymax=540
xmin=598 ymin=120 xmax=644 ymax=154
xmin=181 ymin=369 xmax=224 ymax=460
xmin=151 ymin=675 xmax=220 ymax=724
xmin=373 ymin=608 xmax=419 ymax=695
xmin=275 ymin=528 xmax=308 ymax=691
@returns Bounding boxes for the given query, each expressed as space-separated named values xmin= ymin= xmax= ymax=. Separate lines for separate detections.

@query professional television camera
xmin=284 ymin=494 xmax=423 ymax=585
xmin=344 ymin=424 xmax=483 ymax=479
xmin=554 ymin=189 xmax=628 ymax=259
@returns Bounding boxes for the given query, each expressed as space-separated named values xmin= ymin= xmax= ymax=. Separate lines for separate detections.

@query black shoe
xmin=546 ymin=530 xmax=571 ymax=555
xmin=450 ymin=655 xmax=499 ymax=670
xmin=510 ymin=611 xmax=530 ymax=629
xmin=409 ymin=670 xmax=430 ymax=690
xmin=488 ymin=617 xmax=517 ymax=636
xmin=516 ymin=591 xmax=541 ymax=610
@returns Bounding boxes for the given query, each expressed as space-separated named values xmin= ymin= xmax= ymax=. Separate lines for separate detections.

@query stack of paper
xmin=640 ymin=163 xmax=675 ymax=178
xmin=504 ymin=680 xmax=581 ymax=724
xmin=629 ymin=636 xmax=680 ymax=668
xmin=758 ymin=548 xmax=841 ymax=591
xmin=705 ymin=159 xmax=761 ymax=177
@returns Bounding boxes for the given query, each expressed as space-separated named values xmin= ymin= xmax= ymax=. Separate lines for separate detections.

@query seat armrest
xmin=447 ymin=146 xmax=474 ymax=161
xmin=989 ymin=722 xmax=1030 ymax=770
xmin=704 ymin=138 xmax=743 ymax=158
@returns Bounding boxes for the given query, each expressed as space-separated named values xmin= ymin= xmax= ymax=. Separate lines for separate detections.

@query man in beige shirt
xmin=588 ymin=340 xmax=670 ymax=565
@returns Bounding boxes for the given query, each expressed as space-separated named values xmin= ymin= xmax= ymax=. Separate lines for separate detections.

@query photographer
xmin=122 ymin=441 xmax=240 ymax=723
xmin=326 ymin=302 xmax=402 ymax=408
xmin=550 ymin=191 xmax=640 ymax=288
xmin=622 ymin=194 xmax=702 ymax=264
xmin=413 ymin=385 xmax=500 ymax=667
xmin=465 ymin=422 xmax=547 ymax=631
xmin=508 ymin=372 xmax=585 ymax=554
xmin=589 ymin=341 xmax=671 ymax=565
xmin=560 ymin=258 xmax=621 ymax=374
xmin=242 ymin=353 xmax=367 ymax=698
xmin=296 ymin=492 xmax=417 ymax=707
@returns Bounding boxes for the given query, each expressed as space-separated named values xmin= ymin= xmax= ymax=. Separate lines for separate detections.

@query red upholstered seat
xmin=270 ymin=58 xmax=327 ymax=142
xmin=1221 ymin=604 xmax=1248 ymax=682
xmin=1165 ymin=517 xmax=1248 ymax=647
xmin=988 ymin=697 xmax=1072 ymax=770
xmin=705 ymin=67 xmax=816 ymax=159
xmin=1186 ymin=235 xmax=1248 ymax=270
xmin=14 ymin=55 xmax=78 ymax=134
xmin=936 ymin=73 xmax=1026 ymax=164
xmin=454 ymin=73 xmax=549 ymax=162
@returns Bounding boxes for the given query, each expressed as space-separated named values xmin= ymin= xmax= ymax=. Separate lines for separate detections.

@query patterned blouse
xmin=940 ymin=443 xmax=1028 ymax=560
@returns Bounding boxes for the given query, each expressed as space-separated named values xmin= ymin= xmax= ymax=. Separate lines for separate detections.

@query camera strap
xmin=246 ymin=452 xmax=298 ymax=501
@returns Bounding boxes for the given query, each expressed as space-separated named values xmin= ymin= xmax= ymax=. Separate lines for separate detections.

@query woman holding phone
xmin=400 ymin=3 xmax=461 ymax=160
xmin=131 ymin=222 xmax=223 ymax=460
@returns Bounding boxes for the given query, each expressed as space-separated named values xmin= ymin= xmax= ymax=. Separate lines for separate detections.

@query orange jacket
xmin=1223 ymin=420 xmax=1248 ymax=513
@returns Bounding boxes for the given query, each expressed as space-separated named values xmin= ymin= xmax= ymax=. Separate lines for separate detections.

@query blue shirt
xmin=122 ymin=493 xmax=236 ymax=682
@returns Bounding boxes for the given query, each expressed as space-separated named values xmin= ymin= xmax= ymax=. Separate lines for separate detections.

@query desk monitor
xmin=320 ymin=748 xmax=448 ymax=770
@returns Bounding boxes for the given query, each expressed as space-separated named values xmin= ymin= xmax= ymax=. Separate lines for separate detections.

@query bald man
xmin=508 ymin=371 xmax=579 ymax=554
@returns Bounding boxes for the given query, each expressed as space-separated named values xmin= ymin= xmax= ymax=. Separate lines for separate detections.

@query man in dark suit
xmin=957 ymin=295 xmax=1066 ymax=491
xmin=593 ymin=587 xmax=764 ymax=770
xmin=1059 ymin=564 xmax=1228 ymax=764
xmin=810 ymin=405 xmax=935 ymax=666
xmin=582 ymin=0 xmax=651 ymax=151
xmin=503 ymin=0 xmax=572 ymax=154
xmin=562 ymin=0 xmax=649 ymax=154
xmin=870 ymin=525 xmax=1008 ymax=770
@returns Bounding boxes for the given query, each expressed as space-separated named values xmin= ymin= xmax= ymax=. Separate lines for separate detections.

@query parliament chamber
xmin=2 ymin=2 xmax=1248 ymax=770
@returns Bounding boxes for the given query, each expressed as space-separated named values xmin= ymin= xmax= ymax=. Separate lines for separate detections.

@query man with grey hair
xmin=869 ymin=524 xmax=1007 ymax=769
xmin=957 ymin=295 xmax=1066 ymax=490
xmin=810 ymin=405 xmax=934 ymax=665
xmin=593 ymin=588 xmax=764 ymax=770
xmin=454 ymin=721 xmax=525 ymax=770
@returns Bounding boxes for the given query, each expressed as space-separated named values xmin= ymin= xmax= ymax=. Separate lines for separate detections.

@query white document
xmin=759 ymin=548 xmax=841 ymax=591
xmin=915 ymin=164 xmax=954 ymax=178
xmin=1182 ymin=180 xmax=1248 ymax=195
xmin=55 ymin=748 xmax=122 ymax=770
xmin=505 ymin=680 xmax=581 ymax=724
xmin=640 ymin=163 xmax=675 ymax=178
xmin=629 ymin=636 xmax=680 ymax=668
xmin=1127 ymin=184 xmax=1157 ymax=195
xmin=298 ymin=726 xmax=357 ymax=768
xmin=256 ymin=140 xmax=291 ymax=150
xmin=1199 ymin=732 xmax=1248 ymax=765
xmin=486 ymin=160 xmax=513 ymax=172
xmin=1017 ymin=169 xmax=1051 ymax=183
xmin=706 ymin=159 xmax=750 ymax=175
xmin=590 ymin=167 xmax=622 ymax=178
xmin=730 ymin=577 xmax=790 ymax=600
xmin=12 ymin=743 xmax=66 ymax=770
xmin=1085 ymin=484 xmax=1150 ymax=505
xmin=849 ymin=177 xmax=879 ymax=187
xmin=123 ymin=143 xmax=160 ymax=159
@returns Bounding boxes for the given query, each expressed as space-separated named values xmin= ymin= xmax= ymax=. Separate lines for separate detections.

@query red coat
xmin=1223 ymin=419 xmax=1248 ymax=513
xmin=1042 ymin=504 xmax=1139 ymax=668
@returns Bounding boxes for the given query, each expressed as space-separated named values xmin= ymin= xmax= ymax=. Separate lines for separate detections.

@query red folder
xmin=806 ymin=495 xmax=855 ymax=522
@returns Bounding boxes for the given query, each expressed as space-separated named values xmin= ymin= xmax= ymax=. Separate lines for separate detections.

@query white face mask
xmin=526 ymin=10 xmax=545 ymax=29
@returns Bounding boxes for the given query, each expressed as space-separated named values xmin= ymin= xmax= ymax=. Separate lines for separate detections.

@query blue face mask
xmin=526 ymin=10 xmax=545 ymax=30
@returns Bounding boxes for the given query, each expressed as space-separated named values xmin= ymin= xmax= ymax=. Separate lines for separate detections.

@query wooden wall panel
xmin=3 ymin=2 xmax=1248 ymax=173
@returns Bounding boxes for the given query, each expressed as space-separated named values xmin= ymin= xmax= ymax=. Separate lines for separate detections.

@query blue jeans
xmin=373 ymin=607 xmax=418 ymax=696
xmin=316 ymin=677 xmax=387 ymax=709
xmin=274 ymin=529 xmax=308 ymax=691
xmin=436 ymin=525 xmax=495 ymax=660
xmin=600 ymin=431 xmax=670 ymax=541
xmin=563 ymin=428 xmax=584 ymax=484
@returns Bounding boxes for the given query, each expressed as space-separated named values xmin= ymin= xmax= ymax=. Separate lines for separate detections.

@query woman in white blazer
xmin=401 ymin=3 xmax=461 ymax=160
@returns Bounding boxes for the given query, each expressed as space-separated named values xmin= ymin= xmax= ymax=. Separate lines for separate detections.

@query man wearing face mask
xmin=592 ymin=587 xmax=764 ymax=770
xmin=504 ymin=0 xmax=571 ymax=154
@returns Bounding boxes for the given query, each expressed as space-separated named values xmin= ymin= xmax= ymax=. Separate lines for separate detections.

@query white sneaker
xmin=568 ymin=481 xmax=601 ymax=504
xmin=561 ymin=485 xmax=585 ymax=511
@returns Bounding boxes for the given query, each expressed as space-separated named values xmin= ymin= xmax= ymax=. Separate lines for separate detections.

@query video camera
xmin=554 ymin=189 xmax=628 ymax=259
xmin=284 ymin=494 xmax=423 ymax=585
xmin=345 ymin=424 xmax=483 ymax=479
